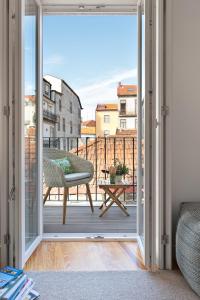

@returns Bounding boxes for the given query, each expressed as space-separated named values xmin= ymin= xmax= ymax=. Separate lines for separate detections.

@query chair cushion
xmin=52 ymin=158 xmax=73 ymax=174
xmin=64 ymin=172 xmax=91 ymax=182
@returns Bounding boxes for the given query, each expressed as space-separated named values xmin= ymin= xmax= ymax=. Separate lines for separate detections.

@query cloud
xmin=44 ymin=54 xmax=64 ymax=66
xmin=77 ymin=68 xmax=137 ymax=120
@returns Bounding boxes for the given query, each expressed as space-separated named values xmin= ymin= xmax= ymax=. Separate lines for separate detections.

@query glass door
xmin=24 ymin=0 xmax=39 ymax=251
xmin=9 ymin=0 xmax=43 ymax=268
xmin=137 ymin=0 xmax=152 ymax=267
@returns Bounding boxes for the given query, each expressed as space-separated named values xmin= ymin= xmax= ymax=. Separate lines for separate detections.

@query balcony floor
xmin=43 ymin=205 xmax=136 ymax=234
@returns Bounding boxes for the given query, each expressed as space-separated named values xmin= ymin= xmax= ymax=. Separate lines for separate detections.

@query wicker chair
xmin=43 ymin=148 xmax=94 ymax=224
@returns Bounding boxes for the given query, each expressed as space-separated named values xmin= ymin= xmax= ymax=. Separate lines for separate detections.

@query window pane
xmin=24 ymin=0 xmax=38 ymax=250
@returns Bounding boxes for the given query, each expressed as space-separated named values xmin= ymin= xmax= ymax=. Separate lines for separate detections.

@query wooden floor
xmin=24 ymin=241 xmax=145 ymax=271
xmin=43 ymin=206 xmax=136 ymax=233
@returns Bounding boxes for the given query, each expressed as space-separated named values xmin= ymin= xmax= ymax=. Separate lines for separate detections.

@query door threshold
xmin=42 ymin=232 xmax=138 ymax=241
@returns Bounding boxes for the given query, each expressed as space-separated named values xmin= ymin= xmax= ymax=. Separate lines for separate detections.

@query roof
xmin=69 ymin=136 xmax=137 ymax=195
xmin=96 ymin=104 xmax=118 ymax=112
xmin=25 ymin=95 xmax=35 ymax=103
xmin=44 ymin=75 xmax=83 ymax=109
xmin=81 ymin=127 xmax=96 ymax=135
xmin=115 ymin=129 xmax=137 ymax=137
xmin=51 ymin=89 xmax=62 ymax=96
xmin=117 ymin=83 xmax=137 ymax=97
xmin=43 ymin=77 xmax=52 ymax=86
xmin=82 ymin=120 xmax=96 ymax=127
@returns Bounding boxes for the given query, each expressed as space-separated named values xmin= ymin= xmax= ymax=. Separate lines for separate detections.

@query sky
xmin=43 ymin=15 xmax=138 ymax=120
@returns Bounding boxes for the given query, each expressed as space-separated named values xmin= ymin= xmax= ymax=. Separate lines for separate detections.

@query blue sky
xmin=43 ymin=15 xmax=138 ymax=120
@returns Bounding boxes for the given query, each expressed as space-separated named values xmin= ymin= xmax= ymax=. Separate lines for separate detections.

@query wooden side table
xmin=98 ymin=183 xmax=132 ymax=217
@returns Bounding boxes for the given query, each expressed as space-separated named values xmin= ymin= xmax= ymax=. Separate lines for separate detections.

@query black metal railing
xmin=43 ymin=109 xmax=58 ymax=123
xmin=43 ymin=136 xmax=136 ymax=203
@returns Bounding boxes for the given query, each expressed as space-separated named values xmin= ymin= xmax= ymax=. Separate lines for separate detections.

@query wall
xmin=165 ymin=0 xmax=200 ymax=245
xmin=96 ymin=110 xmax=119 ymax=136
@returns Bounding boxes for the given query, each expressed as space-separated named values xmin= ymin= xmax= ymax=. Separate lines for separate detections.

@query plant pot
xmin=110 ymin=174 xmax=116 ymax=184
xmin=115 ymin=175 xmax=122 ymax=184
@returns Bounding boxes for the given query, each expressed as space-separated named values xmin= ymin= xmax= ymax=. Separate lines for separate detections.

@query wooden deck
xmin=43 ymin=205 xmax=136 ymax=234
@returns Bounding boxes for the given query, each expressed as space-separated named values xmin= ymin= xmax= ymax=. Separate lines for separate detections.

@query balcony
xmin=42 ymin=136 xmax=137 ymax=234
xmin=43 ymin=109 xmax=58 ymax=123
xmin=119 ymin=110 xmax=137 ymax=117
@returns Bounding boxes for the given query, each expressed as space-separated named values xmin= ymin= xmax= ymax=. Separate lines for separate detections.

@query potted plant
xmin=109 ymin=165 xmax=116 ymax=184
xmin=114 ymin=159 xmax=129 ymax=183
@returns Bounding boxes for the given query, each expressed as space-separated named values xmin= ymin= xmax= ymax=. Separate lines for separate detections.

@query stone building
xmin=44 ymin=75 xmax=82 ymax=150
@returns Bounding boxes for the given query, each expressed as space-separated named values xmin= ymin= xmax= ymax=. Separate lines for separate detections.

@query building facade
xmin=117 ymin=83 xmax=137 ymax=130
xmin=43 ymin=78 xmax=58 ymax=138
xmin=95 ymin=104 xmax=118 ymax=137
xmin=44 ymin=75 xmax=82 ymax=150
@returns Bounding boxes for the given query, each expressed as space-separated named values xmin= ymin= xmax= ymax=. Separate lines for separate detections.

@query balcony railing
xmin=43 ymin=136 xmax=137 ymax=204
xmin=43 ymin=109 xmax=57 ymax=123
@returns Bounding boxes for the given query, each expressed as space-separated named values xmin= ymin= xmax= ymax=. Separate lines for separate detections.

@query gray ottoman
xmin=176 ymin=202 xmax=200 ymax=296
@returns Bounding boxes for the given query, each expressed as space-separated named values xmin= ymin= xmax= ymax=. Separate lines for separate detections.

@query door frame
xmin=8 ymin=0 xmax=171 ymax=270
xmin=8 ymin=0 xmax=43 ymax=268
xmin=0 ymin=0 xmax=9 ymax=267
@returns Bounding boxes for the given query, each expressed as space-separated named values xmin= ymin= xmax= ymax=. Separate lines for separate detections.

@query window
xmin=57 ymin=117 xmax=60 ymax=131
xmin=104 ymin=115 xmax=110 ymax=123
xmin=104 ymin=130 xmax=110 ymax=137
xmin=63 ymin=139 xmax=66 ymax=150
xmin=44 ymin=83 xmax=50 ymax=97
xmin=59 ymin=99 xmax=62 ymax=112
xmin=70 ymin=101 xmax=72 ymax=113
xmin=78 ymin=124 xmax=81 ymax=135
xmin=70 ymin=121 xmax=73 ymax=134
xmin=63 ymin=118 xmax=66 ymax=132
xmin=120 ymin=99 xmax=126 ymax=115
xmin=120 ymin=119 xmax=126 ymax=129
xmin=50 ymin=126 xmax=54 ymax=137
xmin=70 ymin=140 xmax=73 ymax=150
xmin=51 ymin=91 xmax=56 ymax=101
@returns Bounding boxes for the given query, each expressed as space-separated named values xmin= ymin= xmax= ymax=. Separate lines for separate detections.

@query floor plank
xmin=43 ymin=206 xmax=136 ymax=233
xmin=24 ymin=241 xmax=145 ymax=271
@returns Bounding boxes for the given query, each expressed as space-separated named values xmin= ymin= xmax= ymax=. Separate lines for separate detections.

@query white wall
xmin=166 ymin=0 xmax=200 ymax=246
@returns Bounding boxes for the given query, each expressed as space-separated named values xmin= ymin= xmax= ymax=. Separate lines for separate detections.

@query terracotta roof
xmin=70 ymin=136 xmax=137 ymax=195
xmin=115 ymin=129 xmax=137 ymax=137
xmin=81 ymin=127 xmax=96 ymax=135
xmin=82 ymin=120 xmax=96 ymax=127
xmin=117 ymin=84 xmax=137 ymax=97
xmin=25 ymin=95 xmax=35 ymax=103
xmin=96 ymin=104 xmax=118 ymax=111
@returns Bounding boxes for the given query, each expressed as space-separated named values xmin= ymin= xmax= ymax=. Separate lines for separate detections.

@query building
xmin=96 ymin=104 xmax=118 ymax=137
xmin=24 ymin=95 xmax=36 ymax=136
xmin=81 ymin=120 xmax=96 ymax=138
xmin=117 ymin=83 xmax=137 ymax=130
xmin=42 ymin=78 xmax=58 ymax=138
xmin=44 ymin=75 xmax=82 ymax=149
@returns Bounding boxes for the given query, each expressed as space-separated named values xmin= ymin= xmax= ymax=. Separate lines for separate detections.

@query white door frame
xmin=7 ymin=0 xmax=171 ymax=270
xmin=136 ymin=0 xmax=152 ymax=269
xmin=0 ymin=0 xmax=9 ymax=267
xmin=8 ymin=0 xmax=43 ymax=268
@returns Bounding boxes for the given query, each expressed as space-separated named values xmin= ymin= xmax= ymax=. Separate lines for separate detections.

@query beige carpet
xmin=28 ymin=270 xmax=199 ymax=300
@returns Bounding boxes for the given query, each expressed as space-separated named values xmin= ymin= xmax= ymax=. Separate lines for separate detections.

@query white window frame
xmin=104 ymin=114 xmax=110 ymax=124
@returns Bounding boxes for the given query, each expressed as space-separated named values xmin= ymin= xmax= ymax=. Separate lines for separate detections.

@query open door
xmin=8 ymin=0 xmax=43 ymax=268
xmin=137 ymin=0 xmax=152 ymax=268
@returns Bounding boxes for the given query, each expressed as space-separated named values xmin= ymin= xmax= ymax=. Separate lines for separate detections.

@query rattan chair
xmin=43 ymin=148 xmax=94 ymax=224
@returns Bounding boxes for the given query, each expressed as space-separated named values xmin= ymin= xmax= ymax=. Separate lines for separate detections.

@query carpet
xmin=28 ymin=271 xmax=199 ymax=300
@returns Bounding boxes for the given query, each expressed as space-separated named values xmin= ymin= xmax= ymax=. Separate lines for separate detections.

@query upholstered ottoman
xmin=176 ymin=202 xmax=200 ymax=296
